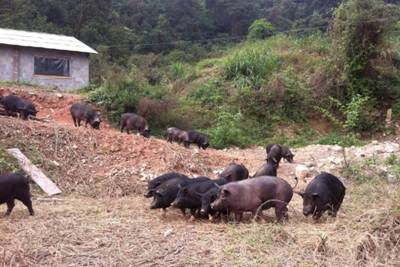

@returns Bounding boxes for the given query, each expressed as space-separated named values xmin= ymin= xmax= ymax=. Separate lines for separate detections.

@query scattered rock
xmin=386 ymin=173 xmax=398 ymax=184
xmin=164 ymin=228 xmax=174 ymax=237
xmin=331 ymin=146 xmax=343 ymax=153
xmin=296 ymin=164 xmax=311 ymax=181
xmin=304 ymin=162 xmax=316 ymax=168
xmin=51 ymin=160 xmax=61 ymax=167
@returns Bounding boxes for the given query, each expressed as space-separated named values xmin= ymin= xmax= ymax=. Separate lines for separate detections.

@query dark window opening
xmin=34 ymin=57 xmax=70 ymax=77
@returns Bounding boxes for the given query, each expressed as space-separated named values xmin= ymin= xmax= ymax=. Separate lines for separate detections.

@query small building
xmin=0 ymin=28 xmax=97 ymax=91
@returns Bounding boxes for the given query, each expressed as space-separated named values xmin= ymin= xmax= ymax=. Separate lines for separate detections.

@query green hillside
xmin=1 ymin=0 xmax=400 ymax=148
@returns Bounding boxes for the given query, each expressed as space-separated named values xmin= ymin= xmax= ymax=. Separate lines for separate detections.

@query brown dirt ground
xmin=0 ymin=86 xmax=399 ymax=267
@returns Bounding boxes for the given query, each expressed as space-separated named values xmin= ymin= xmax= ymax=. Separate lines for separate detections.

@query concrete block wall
xmin=0 ymin=45 xmax=90 ymax=91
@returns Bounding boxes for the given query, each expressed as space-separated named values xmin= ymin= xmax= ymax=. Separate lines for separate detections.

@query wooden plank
xmin=7 ymin=148 xmax=62 ymax=196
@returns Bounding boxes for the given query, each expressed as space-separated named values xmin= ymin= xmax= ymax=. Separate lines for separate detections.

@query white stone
xmin=295 ymin=165 xmax=311 ymax=180
xmin=331 ymin=146 xmax=343 ymax=152
xmin=304 ymin=162 xmax=315 ymax=168
xmin=164 ymin=228 xmax=174 ymax=237
xmin=384 ymin=142 xmax=399 ymax=153
xmin=387 ymin=174 xmax=397 ymax=184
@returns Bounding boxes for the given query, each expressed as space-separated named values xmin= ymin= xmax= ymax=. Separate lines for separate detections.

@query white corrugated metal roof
xmin=0 ymin=28 xmax=97 ymax=54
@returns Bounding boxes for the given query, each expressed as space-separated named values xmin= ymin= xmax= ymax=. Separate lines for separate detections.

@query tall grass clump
xmin=167 ymin=62 xmax=197 ymax=82
xmin=224 ymin=42 xmax=281 ymax=88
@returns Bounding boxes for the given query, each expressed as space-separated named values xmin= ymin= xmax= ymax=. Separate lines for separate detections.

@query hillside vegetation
xmin=1 ymin=0 xmax=400 ymax=148
xmin=88 ymin=0 xmax=400 ymax=148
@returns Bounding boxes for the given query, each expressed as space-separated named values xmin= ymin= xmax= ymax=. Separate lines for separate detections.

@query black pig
xmin=150 ymin=177 xmax=210 ymax=213
xmin=172 ymin=179 xmax=220 ymax=217
xmin=0 ymin=95 xmax=37 ymax=120
xmin=70 ymin=103 xmax=101 ymax=129
xmin=186 ymin=131 xmax=209 ymax=150
xmin=253 ymin=161 xmax=278 ymax=177
xmin=266 ymin=144 xmax=295 ymax=165
xmin=166 ymin=127 xmax=187 ymax=144
xmin=144 ymin=172 xmax=189 ymax=198
xmin=219 ymin=163 xmax=249 ymax=182
xmin=211 ymin=176 xmax=294 ymax=222
xmin=120 ymin=113 xmax=150 ymax=138
xmin=0 ymin=173 xmax=34 ymax=216
xmin=297 ymin=172 xmax=346 ymax=220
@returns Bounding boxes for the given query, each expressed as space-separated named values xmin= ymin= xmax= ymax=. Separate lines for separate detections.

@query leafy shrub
xmin=317 ymin=95 xmax=376 ymax=132
xmin=392 ymin=100 xmax=400 ymax=119
xmin=233 ymin=67 xmax=310 ymax=123
xmin=332 ymin=0 xmax=400 ymax=100
xmin=247 ymin=19 xmax=274 ymax=41
xmin=186 ymin=80 xmax=226 ymax=108
xmin=89 ymin=77 xmax=165 ymax=124
xmin=206 ymin=112 xmax=253 ymax=149
xmin=343 ymin=95 xmax=372 ymax=131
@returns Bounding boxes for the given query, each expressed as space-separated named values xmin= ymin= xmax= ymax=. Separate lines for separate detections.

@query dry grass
xmin=0 ymin=196 xmax=229 ymax=267
xmin=0 ymin=116 xmax=230 ymax=198
xmin=0 ymin=183 xmax=398 ymax=267
xmin=221 ymin=183 xmax=400 ymax=267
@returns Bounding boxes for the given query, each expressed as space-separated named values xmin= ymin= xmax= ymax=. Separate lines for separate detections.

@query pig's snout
xmin=200 ymin=208 xmax=206 ymax=216
xmin=171 ymin=200 xmax=179 ymax=208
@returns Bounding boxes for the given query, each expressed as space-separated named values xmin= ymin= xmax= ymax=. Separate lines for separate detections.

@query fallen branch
xmin=7 ymin=148 xmax=62 ymax=196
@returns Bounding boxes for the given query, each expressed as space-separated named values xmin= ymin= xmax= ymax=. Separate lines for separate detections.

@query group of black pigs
xmin=145 ymin=144 xmax=346 ymax=223
xmin=69 ymin=102 xmax=209 ymax=148
xmin=1 ymin=95 xmax=345 ymax=224
xmin=0 ymin=95 xmax=209 ymax=148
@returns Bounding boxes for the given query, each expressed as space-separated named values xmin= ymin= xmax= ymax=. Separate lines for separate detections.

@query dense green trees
xmin=328 ymin=0 xmax=400 ymax=131
xmin=0 ymin=0 xmax=347 ymax=56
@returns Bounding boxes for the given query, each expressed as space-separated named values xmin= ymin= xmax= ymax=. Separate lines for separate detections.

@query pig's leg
xmin=20 ymin=198 xmax=34 ymax=216
xmin=161 ymin=208 xmax=167 ymax=218
xmin=5 ymin=199 xmax=15 ymax=216
xmin=234 ymin=212 xmax=243 ymax=223
xmin=72 ymin=116 xmax=77 ymax=127
xmin=16 ymin=192 xmax=34 ymax=216
xmin=180 ymin=208 xmax=186 ymax=216
xmin=312 ymin=209 xmax=323 ymax=221
xmin=275 ymin=203 xmax=289 ymax=222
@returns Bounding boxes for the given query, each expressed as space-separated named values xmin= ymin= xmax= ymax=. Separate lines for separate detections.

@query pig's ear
xmin=222 ymin=189 xmax=231 ymax=197
xmin=312 ymin=193 xmax=319 ymax=200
